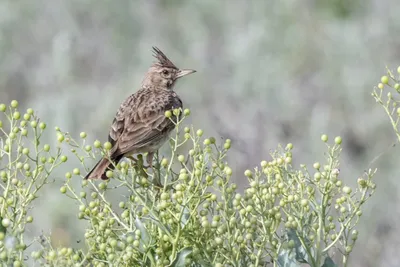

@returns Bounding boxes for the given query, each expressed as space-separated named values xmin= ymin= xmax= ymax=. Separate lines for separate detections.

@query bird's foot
xmin=127 ymin=155 xmax=152 ymax=169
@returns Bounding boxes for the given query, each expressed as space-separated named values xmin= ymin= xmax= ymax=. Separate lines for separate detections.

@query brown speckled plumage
xmin=85 ymin=47 xmax=196 ymax=180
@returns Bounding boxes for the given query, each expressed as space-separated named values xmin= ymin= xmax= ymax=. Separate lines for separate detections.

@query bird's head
xmin=142 ymin=47 xmax=196 ymax=89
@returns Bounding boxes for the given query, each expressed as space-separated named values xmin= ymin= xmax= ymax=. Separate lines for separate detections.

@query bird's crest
xmin=152 ymin=47 xmax=177 ymax=69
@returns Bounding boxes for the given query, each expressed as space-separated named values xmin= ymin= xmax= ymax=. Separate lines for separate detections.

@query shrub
xmin=372 ymin=67 xmax=400 ymax=144
xmin=0 ymin=100 xmax=377 ymax=267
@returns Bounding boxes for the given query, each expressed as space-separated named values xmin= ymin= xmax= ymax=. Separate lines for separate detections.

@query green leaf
xmin=322 ymin=256 xmax=337 ymax=267
xmin=180 ymin=206 xmax=190 ymax=228
xmin=170 ymin=247 xmax=192 ymax=267
xmin=277 ymin=250 xmax=301 ymax=267
xmin=0 ymin=216 xmax=5 ymax=235
xmin=134 ymin=217 xmax=150 ymax=252
xmin=287 ymin=229 xmax=310 ymax=263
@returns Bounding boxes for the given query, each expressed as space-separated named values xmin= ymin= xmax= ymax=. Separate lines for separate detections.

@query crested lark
xmin=85 ymin=47 xmax=196 ymax=180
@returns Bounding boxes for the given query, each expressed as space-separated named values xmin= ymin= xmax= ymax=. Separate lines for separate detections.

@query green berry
xmin=244 ymin=169 xmax=252 ymax=177
xmin=224 ymin=166 xmax=232 ymax=176
xmin=57 ymin=133 xmax=64 ymax=142
xmin=27 ymin=108 xmax=33 ymax=115
xmin=245 ymin=205 xmax=253 ymax=212
xmin=161 ymin=158 xmax=169 ymax=167
xmin=94 ymin=140 xmax=101 ymax=148
xmin=357 ymin=178 xmax=366 ymax=188
xmin=60 ymin=186 xmax=67 ymax=194
xmin=314 ymin=172 xmax=321 ymax=181
xmin=80 ymin=132 xmax=87 ymax=138
xmin=177 ymin=155 xmax=185 ymax=162
xmin=378 ymin=83 xmax=384 ymax=89
xmin=203 ymin=138 xmax=211 ymax=145
xmin=196 ymin=129 xmax=203 ymax=137
xmin=342 ymin=186 xmax=352 ymax=194
xmin=60 ymin=155 xmax=68 ymax=162
xmin=9 ymin=132 xmax=16 ymax=139
xmin=345 ymin=245 xmax=353 ymax=253
xmin=0 ymin=104 xmax=6 ymax=112
xmin=183 ymin=108 xmax=190 ymax=116
xmin=43 ymin=144 xmax=50 ymax=152
xmin=10 ymin=100 xmax=18 ymax=108
xmin=300 ymin=199 xmax=308 ymax=207
xmin=73 ymin=168 xmax=80 ymax=175
xmin=22 ymin=148 xmax=29 ymax=155
xmin=1 ymin=218 xmax=11 ymax=228
xmin=39 ymin=122 xmax=46 ymax=130
xmin=26 ymin=216 xmax=33 ymax=223
xmin=23 ymin=163 xmax=30 ymax=171
xmin=106 ymin=170 xmax=113 ymax=178
xmin=164 ymin=110 xmax=172 ymax=118
xmin=30 ymin=120 xmax=37 ymax=128
xmin=48 ymin=250 xmax=56 ymax=260
xmin=13 ymin=111 xmax=21 ymax=120
xmin=381 ymin=75 xmax=389 ymax=84
xmin=23 ymin=113 xmax=31 ymax=120
xmin=395 ymin=83 xmax=400 ymax=90
xmin=321 ymin=134 xmax=328 ymax=142
xmin=335 ymin=136 xmax=342 ymax=144
xmin=104 ymin=142 xmax=112 ymax=150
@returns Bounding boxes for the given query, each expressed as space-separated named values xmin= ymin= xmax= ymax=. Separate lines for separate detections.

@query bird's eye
xmin=162 ymin=70 xmax=169 ymax=76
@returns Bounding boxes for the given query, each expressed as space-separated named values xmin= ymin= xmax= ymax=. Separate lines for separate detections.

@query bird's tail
xmin=84 ymin=155 xmax=122 ymax=180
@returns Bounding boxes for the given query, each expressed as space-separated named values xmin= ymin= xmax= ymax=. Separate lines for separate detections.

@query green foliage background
xmin=0 ymin=1 xmax=399 ymax=266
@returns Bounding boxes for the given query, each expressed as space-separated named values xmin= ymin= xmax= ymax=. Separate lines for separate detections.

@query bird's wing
xmin=108 ymin=89 xmax=182 ymax=158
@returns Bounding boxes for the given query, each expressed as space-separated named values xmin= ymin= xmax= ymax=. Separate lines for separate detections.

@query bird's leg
xmin=146 ymin=152 xmax=154 ymax=168
xmin=127 ymin=155 xmax=150 ymax=179
xmin=147 ymin=152 xmax=162 ymax=188
xmin=127 ymin=154 xmax=151 ymax=168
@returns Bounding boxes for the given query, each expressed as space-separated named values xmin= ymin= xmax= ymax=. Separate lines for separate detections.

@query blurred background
xmin=1 ymin=0 xmax=400 ymax=266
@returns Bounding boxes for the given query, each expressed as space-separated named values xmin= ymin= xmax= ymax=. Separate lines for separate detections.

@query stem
xmin=315 ymin=207 xmax=323 ymax=266
xmin=343 ymin=256 xmax=348 ymax=267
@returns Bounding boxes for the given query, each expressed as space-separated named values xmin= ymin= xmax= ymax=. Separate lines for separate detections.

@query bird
xmin=84 ymin=47 xmax=196 ymax=180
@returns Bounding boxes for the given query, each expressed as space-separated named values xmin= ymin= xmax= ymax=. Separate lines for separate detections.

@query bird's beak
xmin=176 ymin=69 xmax=196 ymax=78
